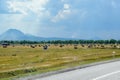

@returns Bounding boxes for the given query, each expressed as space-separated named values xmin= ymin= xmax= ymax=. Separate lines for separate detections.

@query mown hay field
xmin=0 ymin=44 xmax=120 ymax=79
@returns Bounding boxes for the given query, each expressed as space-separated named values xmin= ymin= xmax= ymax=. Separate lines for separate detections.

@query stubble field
xmin=0 ymin=44 xmax=120 ymax=79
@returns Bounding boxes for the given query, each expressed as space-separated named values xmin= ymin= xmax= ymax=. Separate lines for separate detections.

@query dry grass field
xmin=0 ymin=44 xmax=120 ymax=79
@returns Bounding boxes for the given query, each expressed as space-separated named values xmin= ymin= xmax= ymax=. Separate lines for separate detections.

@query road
xmin=35 ymin=61 xmax=120 ymax=80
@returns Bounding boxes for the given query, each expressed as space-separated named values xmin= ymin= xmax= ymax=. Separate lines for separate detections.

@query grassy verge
xmin=1 ymin=56 xmax=120 ymax=80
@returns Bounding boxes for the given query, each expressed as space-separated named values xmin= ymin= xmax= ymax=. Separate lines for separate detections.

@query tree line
xmin=0 ymin=39 xmax=120 ymax=45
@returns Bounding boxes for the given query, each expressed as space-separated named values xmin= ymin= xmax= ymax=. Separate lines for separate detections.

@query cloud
xmin=51 ymin=3 xmax=72 ymax=22
xmin=0 ymin=0 xmax=12 ymax=14
xmin=64 ymin=4 xmax=70 ymax=9
xmin=7 ymin=0 xmax=49 ymax=15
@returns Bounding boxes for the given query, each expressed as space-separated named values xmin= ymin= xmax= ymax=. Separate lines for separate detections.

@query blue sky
xmin=0 ymin=0 xmax=120 ymax=39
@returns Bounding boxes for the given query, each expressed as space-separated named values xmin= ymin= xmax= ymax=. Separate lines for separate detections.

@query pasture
xmin=0 ymin=44 xmax=120 ymax=79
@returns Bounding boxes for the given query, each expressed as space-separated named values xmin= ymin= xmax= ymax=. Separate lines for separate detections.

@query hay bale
xmin=43 ymin=45 xmax=48 ymax=50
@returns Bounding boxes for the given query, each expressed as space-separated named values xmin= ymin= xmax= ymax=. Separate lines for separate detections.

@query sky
xmin=0 ymin=0 xmax=120 ymax=39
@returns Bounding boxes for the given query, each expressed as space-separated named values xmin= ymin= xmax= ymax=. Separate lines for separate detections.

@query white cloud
xmin=52 ymin=4 xmax=71 ymax=22
xmin=64 ymin=4 xmax=70 ymax=9
xmin=7 ymin=0 xmax=49 ymax=15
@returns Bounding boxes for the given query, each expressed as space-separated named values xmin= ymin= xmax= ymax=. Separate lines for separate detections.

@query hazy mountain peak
xmin=0 ymin=29 xmax=26 ymax=40
xmin=0 ymin=29 xmax=75 ymax=41
xmin=6 ymin=29 xmax=24 ymax=34
xmin=7 ymin=29 xmax=19 ymax=31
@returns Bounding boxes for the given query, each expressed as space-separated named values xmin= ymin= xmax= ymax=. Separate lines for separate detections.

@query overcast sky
xmin=0 ymin=0 xmax=120 ymax=39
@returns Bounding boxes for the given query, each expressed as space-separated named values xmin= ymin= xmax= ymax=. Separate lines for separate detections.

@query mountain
xmin=0 ymin=29 xmax=75 ymax=41
xmin=0 ymin=29 xmax=26 ymax=40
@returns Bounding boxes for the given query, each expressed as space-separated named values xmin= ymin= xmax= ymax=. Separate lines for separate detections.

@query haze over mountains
xmin=0 ymin=29 xmax=75 ymax=41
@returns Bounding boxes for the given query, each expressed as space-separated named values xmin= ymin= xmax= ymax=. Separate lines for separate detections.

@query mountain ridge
xmin=0 ymin=29 xmax=75 ymax=41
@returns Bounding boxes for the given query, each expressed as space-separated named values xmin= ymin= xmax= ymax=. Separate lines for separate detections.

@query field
xmin=0 ymin=44 xmax=120 ymax=79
